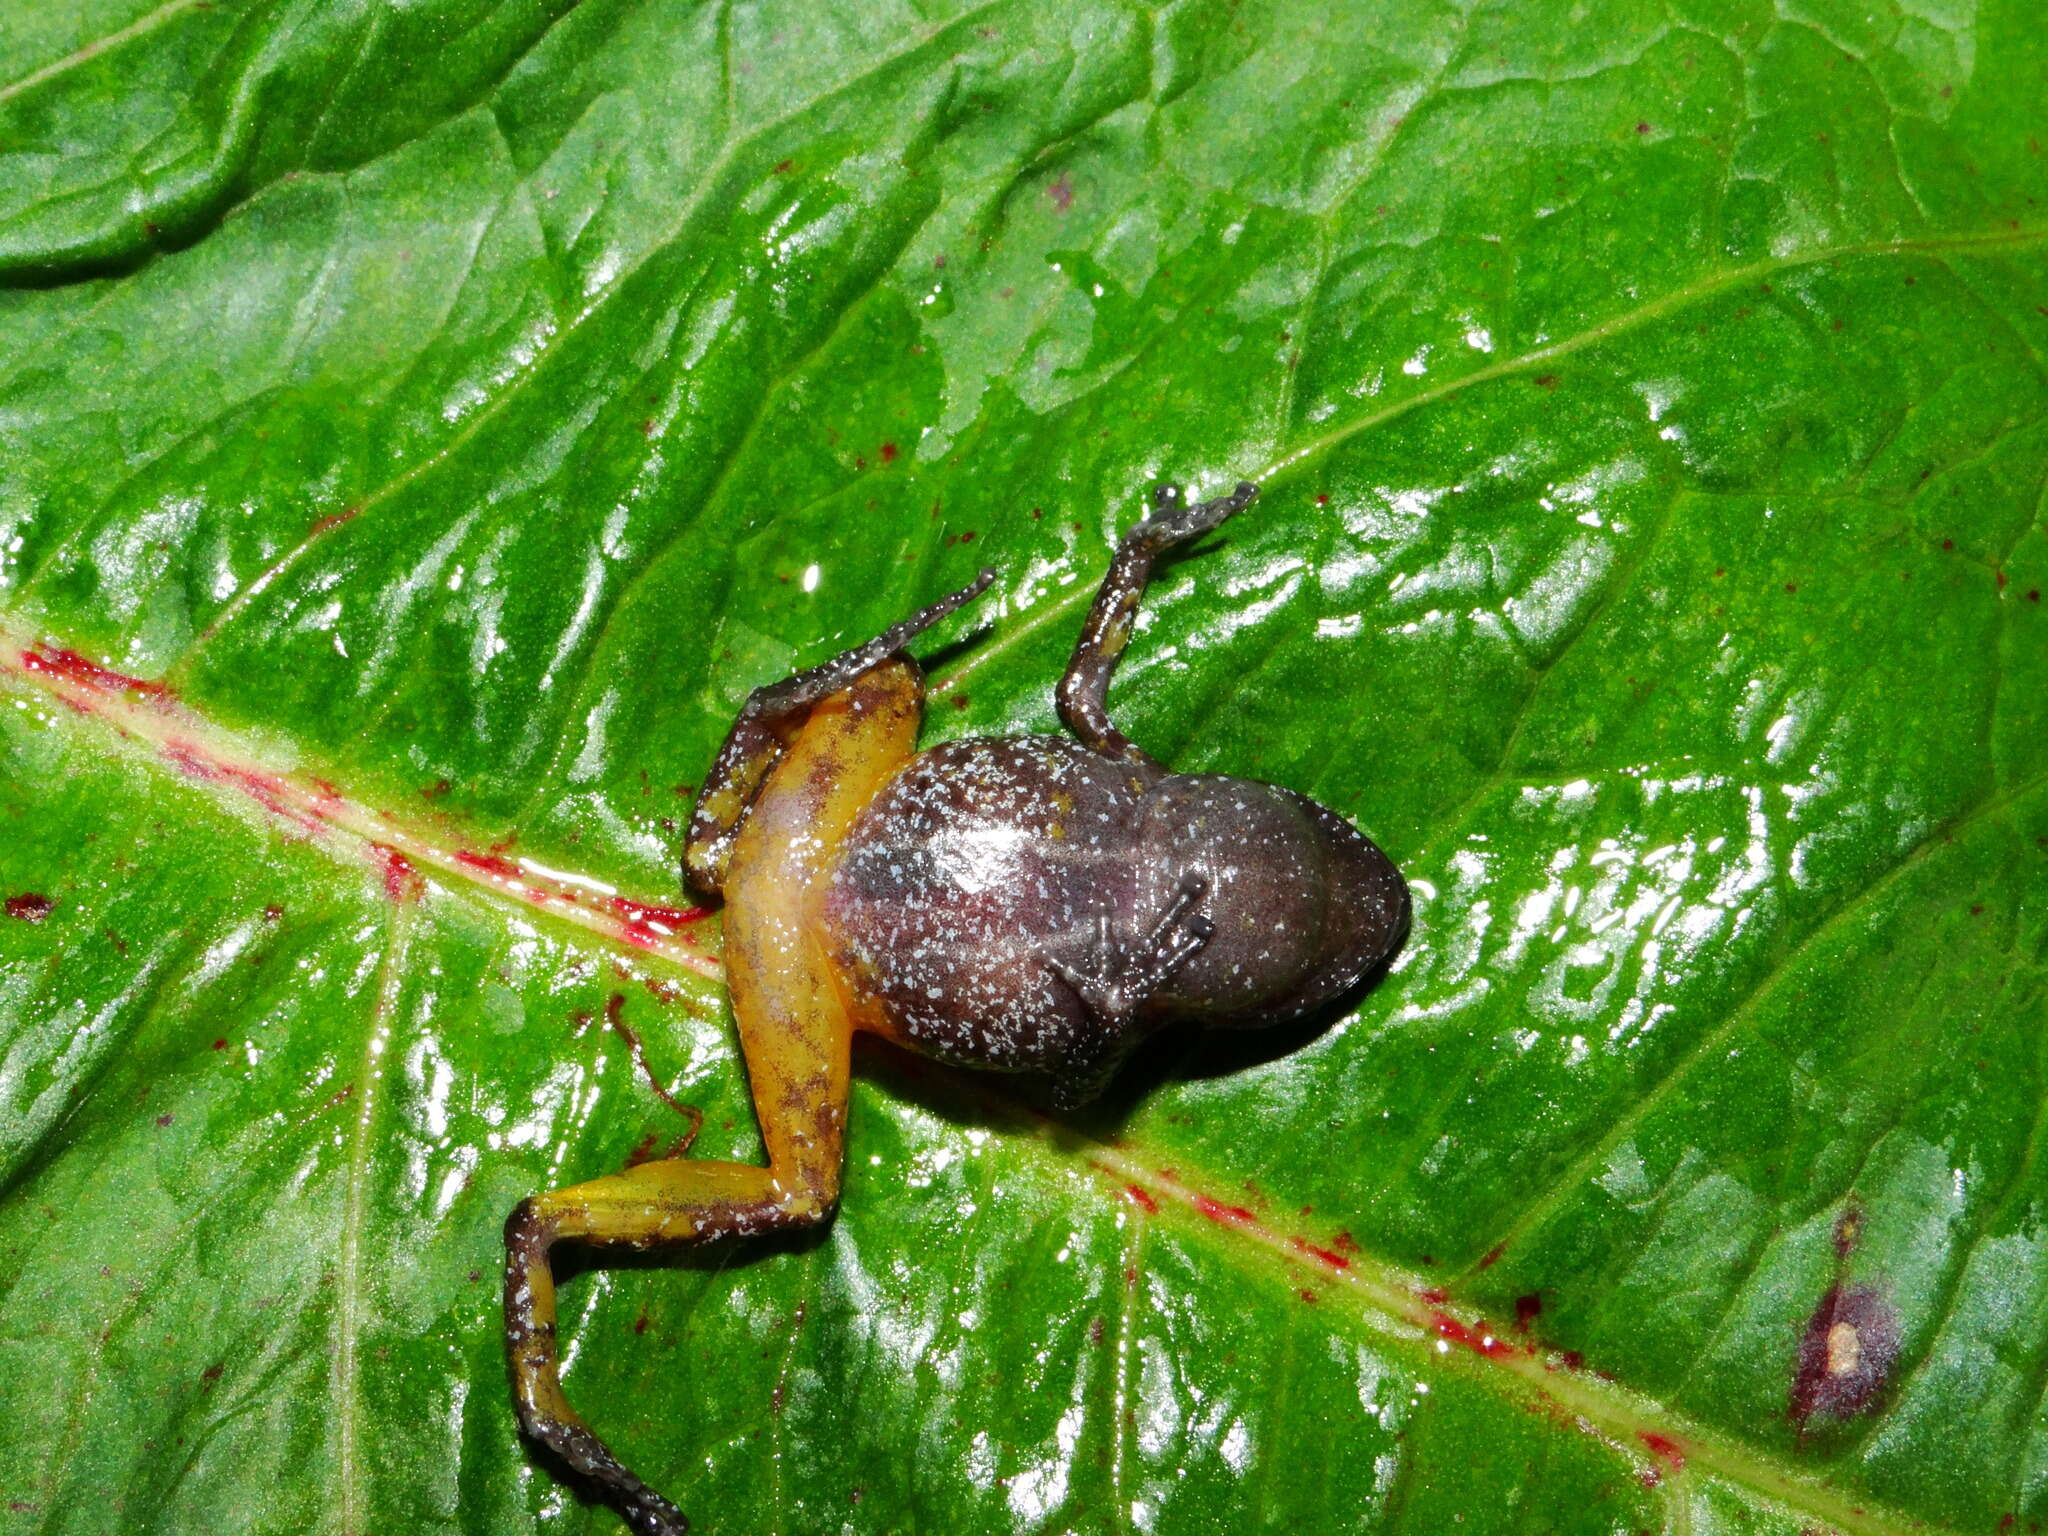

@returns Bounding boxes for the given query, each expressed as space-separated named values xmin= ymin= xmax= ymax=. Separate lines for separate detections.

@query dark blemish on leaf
xmin=6 ymin=893 xmax=52 ymax=922
xmin=1784 ymin=582 xmax=1798 ymax=593
xmin=1832 ymin=1199 xmax=1862 ymax=1259
xmin=422 ymin=778 xmax=451 ymax=799
xmin=1316 ymin=494 xmax=1330 ymax=505
xmin=1030 ymin=507 xmax=1044 ymax=519
xmin=469 ymin=1269 xmax=482 ymax=1283
xmin=951 ymin=694 xmax=970 ymax=710
xmin=1971 ymin=904 xmax=1985 ymax=916
xmin=1905 ymin=275 xmax=1917 ymax=285
xmin=212 ymin=1038 xmax=227 ymax=1051
xmin=1940 ymin=83 xmax=1954 ymax=98
xmin=1417 ymin=1286 xmax=1448 ymax=1306
xmin=1943 ymin=537 xmax=1955 ymax=549
xmin=308 ymin=508 xmax=359 ymax=538
xmin=1534 ymin=375 xmax=1559 ymax=389
xmin=1299 ymin=1289 xmax=1318 ymax=1304
xmin=1635 ymin=121 xmax=1650 ymax=133
xmin=1790 ymin=1283 xmax=1900 ymax=1423
xmin=2028 ymin=590 xmax=2041 ymax=603
xmin=772 ymin=159 xmax=793 ymax=174
xmin=1333 ymin=1230 xmax=1359 ymax=1253
xmin=201 ymin=1364 xmax=224 ymax=1384
xmin=1478 ymin=1242 xmax=1507 ymax=1270
xmin=1290 ymin=1236 xmax=1350 ymax=1270
xmin=1996 ymin=570 xmax=2009 ymax=589
xmin=155 ymin=1114 xmax=173 ymax=1128
xmin=1514 ymin=1293 xmax=1542 ymax=1330
xmin=1046 ymin=172 xmax=1074 ymax=213
xmin=880 ymin=442 xmax=899 ymax=464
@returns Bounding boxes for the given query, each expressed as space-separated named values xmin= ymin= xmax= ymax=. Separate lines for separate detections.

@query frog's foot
xmin=1048 ymin=874 xmax=1216 ymax=1024
xmin=1057 ymin=479 xmax=1258 ymax=762
xmin=1134 ymin=479 xmax=1259 ymax=550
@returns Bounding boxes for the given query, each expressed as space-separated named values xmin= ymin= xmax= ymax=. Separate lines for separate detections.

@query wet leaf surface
xmin=3 ymin=2 xmax=2046 ymax=1532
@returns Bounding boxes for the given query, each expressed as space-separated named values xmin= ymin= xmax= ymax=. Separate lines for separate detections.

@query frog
xmin=504 ymin=478 xmax=1410 ymax=1534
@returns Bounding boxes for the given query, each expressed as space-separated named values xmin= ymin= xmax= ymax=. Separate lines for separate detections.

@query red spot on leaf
xmin=1637 ymin=1431 xmax=1685 ymax=1473
xmin=1290 ymin=1236 xmax=1351 ymax=1270
xmin=20 ymin=646 xmax=171 ymax=701
xmin=879 ymin=441 xmax=899 ymax=464
xmin=1124 ymin=1184 xmax=1159 ymax=1214
xmin=1478 ymin=1242 xmax=1507 ymax=1270
xmin=1533 ymin=374 xmax=1559 ymax=390
xmin=454 ymin=849 xmax=522 ymax=881
xmin=6 ymin=893 xmax=52 ymax=922
xmin=212 ymin=1038 xmax=228 ymax=1051
xmin=1193 ymin=1195 xmax=1255 ymax=1226
xmin=1514 ymin=1293 xmax=1542 ymax=1330
xmin=371 ymin=845 xmax=420 ymax=904
xmin=307 ymin=508 xmax=359 ymax=538
xmin=1046 ymin=172 xmax=1074 ymax=212
xmin=1430 ymin=1311 xmax=1515 ymax=1358
xmin=606 ymin=895 xmax=708 ymax=949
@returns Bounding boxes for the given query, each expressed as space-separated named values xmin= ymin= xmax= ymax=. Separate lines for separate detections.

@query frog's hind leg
xmin=684 ymin=568 xmax=993 ymax=896
xmin=1056 ymin=480 xmax=1259 ymax=764
xmin=505 ymin=1157 xmax=793 ymax=1535
xmin=511 ymin=661 xmax=929 ymax=1535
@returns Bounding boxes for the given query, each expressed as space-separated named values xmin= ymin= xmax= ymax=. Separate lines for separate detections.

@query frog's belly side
xmin=821 ymin=735 xmax=1156 ymax=1072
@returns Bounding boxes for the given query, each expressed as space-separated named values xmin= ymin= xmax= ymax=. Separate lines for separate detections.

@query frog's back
xmin=821 ymin=735 xmax=1156 ymax=1071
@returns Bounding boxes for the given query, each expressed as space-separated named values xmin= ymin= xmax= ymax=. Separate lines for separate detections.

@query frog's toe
xmin=623 ymin=1490 xmax=689 ymax=1535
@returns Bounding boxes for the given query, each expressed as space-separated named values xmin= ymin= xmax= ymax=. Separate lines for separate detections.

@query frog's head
xmin=1136 ymin=774 xmax=1410 ymax=1028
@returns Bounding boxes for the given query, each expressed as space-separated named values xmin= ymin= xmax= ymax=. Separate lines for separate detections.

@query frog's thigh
xmin=719 ymin=656 xmax=923 ymax=1189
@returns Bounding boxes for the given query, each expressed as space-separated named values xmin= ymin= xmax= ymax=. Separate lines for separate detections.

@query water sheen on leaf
xmin=2 ymin=2 xmax=2045 ymax=1533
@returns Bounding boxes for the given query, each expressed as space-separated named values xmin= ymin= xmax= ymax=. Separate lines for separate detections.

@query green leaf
xmin=3 ymin=1 xmax=2045 ymax=1533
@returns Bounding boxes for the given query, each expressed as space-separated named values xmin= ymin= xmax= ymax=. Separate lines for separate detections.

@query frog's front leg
xmin=684 ymin=568 xmax=993 ymax=895
xmin=1044 ymin=874 xmax=1215 ymax=1108
xmin=512 ymin=660 xmax=930 ymax=1533
xmin=1056 ymin=479 xmax=1258 ymax=765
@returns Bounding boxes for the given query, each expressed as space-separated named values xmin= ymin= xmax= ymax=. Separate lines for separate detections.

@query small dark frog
xmin=505 ymin=480 xmax=1409 ymax=1533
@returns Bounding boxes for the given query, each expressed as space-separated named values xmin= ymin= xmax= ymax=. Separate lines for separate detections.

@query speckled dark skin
xmin=822 ymin=480 xmax=1409 ymax=1107
xmin=505 ymin=479 xmax=1407 ymax=1536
